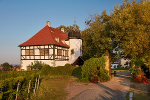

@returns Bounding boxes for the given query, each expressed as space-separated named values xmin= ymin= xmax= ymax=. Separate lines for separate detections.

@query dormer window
xmin=61 ymin=40 xmax=65 ymax=44
xmin=55 ymin=38 xmax=59 ymax=42
xmin=51 ymin=31 xmax=54 ymax=33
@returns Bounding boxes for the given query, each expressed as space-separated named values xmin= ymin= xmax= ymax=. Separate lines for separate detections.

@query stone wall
xmin=104 ymin=50 xmax=111 ymax=76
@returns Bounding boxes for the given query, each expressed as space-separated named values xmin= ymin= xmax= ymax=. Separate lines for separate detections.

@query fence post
xmin=15 ymin=82 xmax=19 ymax=100
xmin=34 ymin=77 xmax=37 ymax=94
xmin=27 ymin=80 xmax=31 ymax=100
xmin=37 ymin=75 xmax=40 ymax=89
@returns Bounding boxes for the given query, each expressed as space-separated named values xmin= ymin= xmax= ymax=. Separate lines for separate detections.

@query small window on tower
xmin=71 ymin=49 xmax=74 ymax=55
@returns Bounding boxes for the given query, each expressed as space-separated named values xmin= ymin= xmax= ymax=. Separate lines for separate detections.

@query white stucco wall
xmin=68 ymin=39 xmax=82 ymax=64
xmin=21 ymin=60 xmax=69 ymax=70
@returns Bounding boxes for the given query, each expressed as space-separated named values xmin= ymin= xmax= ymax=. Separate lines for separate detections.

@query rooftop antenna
xmin=73 ymin=16 xmax=78 ymax=31
xmin=74 ymin=16 xmax=76 ymax=25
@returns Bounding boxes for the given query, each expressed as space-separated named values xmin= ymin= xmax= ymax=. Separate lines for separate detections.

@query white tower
xmin=67 ymin=26 xmax=82 ymax=64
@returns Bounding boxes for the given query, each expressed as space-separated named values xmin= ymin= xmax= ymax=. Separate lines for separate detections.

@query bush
xmin=72 ymin=66 xmax=82 ymax=78
xmin=129 ymin=67 xmax=141 ymax=79
xmin=98 ymin=68 xmax=110 ymax=82
xmin=81 ymin=55 xmax=110 ymax=82
xmin=49 ymin=63 xmax=74 ymax=76
xmin=41 ymin=64 xmax=51 ymax=75
xmin=63 ymin=63 xmax=73 ymax=74
xmin=28 ymin=61 xmax=45 ymax=70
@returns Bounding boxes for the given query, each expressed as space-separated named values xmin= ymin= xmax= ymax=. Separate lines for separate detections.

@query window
xmin=65 ymin=50 xmax=68 ymax=56
xmin=40 ymin=49 xmax=44 ymax=55
xmin=55 ymin=38 xmax=59 ymax=42
xmin=40 ymin=48 xmax=49 ymax=55
xmin=71 ymin=49 xmax=74 ymax=55
xmin=30 ymin=49 xmax=34 ymax=55
xmin=61 ymin=40 xmax=65 ymax=44
xmin=26 ymin=49 xmax=34 ymax=55
xmin=57 ymin=49 xmax=62 ymax=56
xmin=45 ymin=49 xmax=49 ymax=55
xmin=26 ymin=50 xmax=29 ymax=55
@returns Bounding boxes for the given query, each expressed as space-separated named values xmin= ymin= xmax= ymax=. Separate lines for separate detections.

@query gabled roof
xmin=19 ymin=25 xmax=69 ymax=48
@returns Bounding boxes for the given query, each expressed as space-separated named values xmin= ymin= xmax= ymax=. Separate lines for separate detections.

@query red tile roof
xmin=19 ymin=25 xmax=69 ymax=47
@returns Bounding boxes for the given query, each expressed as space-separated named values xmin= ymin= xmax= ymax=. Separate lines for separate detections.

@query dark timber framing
xmin=20 ymin=44 xmax=69 ymax=61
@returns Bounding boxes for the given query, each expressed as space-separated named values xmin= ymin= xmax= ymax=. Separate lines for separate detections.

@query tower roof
xmin=67 ymin=26 xmax=82 ymax=40
xmin=19 ymin=24 xmax=69 ymax=48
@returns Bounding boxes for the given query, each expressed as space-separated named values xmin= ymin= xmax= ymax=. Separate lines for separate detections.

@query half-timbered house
xmin=19 ymin=21 xmax=82 ymax=70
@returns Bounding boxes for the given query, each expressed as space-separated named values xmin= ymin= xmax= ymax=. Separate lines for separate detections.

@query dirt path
xmin=66 ymin=71 xmax=131 ymax=100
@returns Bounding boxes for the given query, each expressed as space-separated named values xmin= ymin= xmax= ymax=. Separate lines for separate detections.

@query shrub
xmin=72 ymin=66 xmax=82 ymax=78
xmin=49 ymin=64 xmax=74 ymax=76
xmin=129 ymin=67 xmax=141 ymax=79
xmin=81 ymin=55 xmax=110 ymax=82
xmin=98 ymin=68 xmax=110 ymax=82
xmin=28 ymin=61 xmax=45 ymax=70
xmin=41 ymin=64 xmax=51 ymax=75
xmin=63 ymin=63 xmax=74 ymax=74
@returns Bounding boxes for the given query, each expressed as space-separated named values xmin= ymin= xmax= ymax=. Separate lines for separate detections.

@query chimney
xmin=61 ymin=28 xmax=64 ymax=32
xmin=46 ymin=21 xmax=50 ymax=27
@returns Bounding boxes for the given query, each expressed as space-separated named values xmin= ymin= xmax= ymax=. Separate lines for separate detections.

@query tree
xmin=82 ymin=10 xmax=116 ymax=60
xmin=56 ymin=24 xmax=80 ymax=33
xmin=2 ymin=62 xmax=10 ymax=68
xmin=110 ymin=0 xmax=150 ymax=66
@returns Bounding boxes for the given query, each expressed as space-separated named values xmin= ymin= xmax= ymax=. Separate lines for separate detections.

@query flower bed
xmin=135 ymin=76 xmax=148 ymax=83
xmin=90 ymin=76 xmax=100 ymax=83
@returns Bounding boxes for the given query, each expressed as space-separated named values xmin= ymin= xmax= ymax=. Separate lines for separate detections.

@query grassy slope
xmin=31 ymin=75 xmax=70 ymax=100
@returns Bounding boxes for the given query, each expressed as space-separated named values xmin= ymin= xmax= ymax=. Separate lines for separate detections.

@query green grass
xmin=111 ymin=68 xmax=130 ymax=71
xmin=31 ymin=75 xmax=70 ymax=100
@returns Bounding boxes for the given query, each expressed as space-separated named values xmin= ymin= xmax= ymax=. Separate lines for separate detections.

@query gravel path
xmin=66 ymin=71 xmax=131 ymax=100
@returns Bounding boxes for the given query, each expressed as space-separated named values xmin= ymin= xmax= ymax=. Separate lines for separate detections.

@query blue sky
xmin=0 ymin=0 xmax=140 ymax=65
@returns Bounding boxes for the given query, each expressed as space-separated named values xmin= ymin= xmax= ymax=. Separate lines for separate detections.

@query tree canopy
xmin=2 ymin=62 xmax=10 ymax=68
xmin=82 ymin=0 xmax=150 ymax=66
xmin=110 ymin=0 xmax=150 ymax=66
xmin=82 ymin=10 xmax=115 ymax=60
